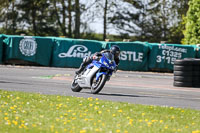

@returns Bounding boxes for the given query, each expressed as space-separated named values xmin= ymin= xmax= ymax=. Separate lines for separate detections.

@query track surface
xmin=0 ymin=65 xmax=200 ymax=110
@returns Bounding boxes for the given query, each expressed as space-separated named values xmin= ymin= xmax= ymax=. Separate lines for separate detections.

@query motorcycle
xmin=71 ymin=52 xmax=117 ymax=94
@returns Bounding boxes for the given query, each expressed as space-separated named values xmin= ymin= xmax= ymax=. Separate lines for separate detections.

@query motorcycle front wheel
xmin=71 ymin=75 xmax=82 ymax=92
xmin=91 ymin=74 xmax=107 ymax=94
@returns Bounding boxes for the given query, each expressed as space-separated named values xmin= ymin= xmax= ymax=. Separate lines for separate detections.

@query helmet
xmin=110 ymin=45 xmax=120 ymax=57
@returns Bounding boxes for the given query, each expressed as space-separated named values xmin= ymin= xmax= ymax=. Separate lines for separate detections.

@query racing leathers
xmin=76 ymin=50 xmax=120 ymax=74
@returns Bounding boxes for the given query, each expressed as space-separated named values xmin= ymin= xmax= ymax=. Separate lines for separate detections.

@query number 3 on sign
xmin=156 ymin=55 xmax=162 ymax=63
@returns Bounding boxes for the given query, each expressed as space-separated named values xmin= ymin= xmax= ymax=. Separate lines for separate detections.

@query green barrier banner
xmin=3 ymin=35 xmax=53 ymax=66
xmin=106 ymin=42 xmax=149 ymax=71
xmin=148 ymin=43 xmax=196 ymax=70
xmin=195 ymin=46 xmax=200 ymax=58
xmin=51 ymin=38 xmax=104 ymax=68
xmin=0 ymin=35 xmax=3 ymax=64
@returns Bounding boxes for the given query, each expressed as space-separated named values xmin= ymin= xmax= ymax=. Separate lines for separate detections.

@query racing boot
xmin=75 ymin=64 xmax=85 ymax=75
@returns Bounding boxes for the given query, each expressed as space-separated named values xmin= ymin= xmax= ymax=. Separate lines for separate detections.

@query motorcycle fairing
xmin=76 ymin=65 xmax=99 ymax=88
xmin=92 ymin=54 xmax=115 ymax=81
xmin=76 ymin=53 xmax=116 ymax=88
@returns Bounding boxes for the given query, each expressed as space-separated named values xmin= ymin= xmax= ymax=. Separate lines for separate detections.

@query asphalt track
xmin=0 ymin=65 xmax=200 ymax=110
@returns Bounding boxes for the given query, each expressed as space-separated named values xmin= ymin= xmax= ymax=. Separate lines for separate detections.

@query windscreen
xmin=103 ymin=52 xmax=114 ymax=61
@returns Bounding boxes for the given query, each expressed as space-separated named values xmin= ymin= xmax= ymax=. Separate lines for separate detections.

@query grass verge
xmin=0 ymin=90 xmax=200 ymax=133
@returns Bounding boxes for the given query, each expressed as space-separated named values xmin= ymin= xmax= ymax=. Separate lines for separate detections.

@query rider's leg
xmin=76 ymin=57 xmax=93 ymax=74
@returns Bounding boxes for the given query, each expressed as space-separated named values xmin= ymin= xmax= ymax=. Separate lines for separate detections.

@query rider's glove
xmin=114 ymin=65 xmax=118 ymax=73
xmin=93 ymin=55 xmax=98 ymax=60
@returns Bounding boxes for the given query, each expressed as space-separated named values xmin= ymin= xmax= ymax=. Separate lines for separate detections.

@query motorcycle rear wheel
xmin=91 ymin=74 xmax=107 ymax=94
xmin=71 ymin=75 xmax=82 ymax=92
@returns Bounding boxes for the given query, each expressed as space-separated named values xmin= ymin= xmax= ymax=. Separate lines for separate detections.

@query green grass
xmin=0 ymin=90 xmax=200 ymax=133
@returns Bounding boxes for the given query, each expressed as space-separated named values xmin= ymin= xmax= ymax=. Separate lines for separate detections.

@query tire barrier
xmin=173 ymin=59 xmax=200 ymax=87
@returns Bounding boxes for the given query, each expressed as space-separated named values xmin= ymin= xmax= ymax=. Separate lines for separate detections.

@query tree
xmin=103 ymin=0 xmax=108 ymax=40
xmin=167 ymin=0 xmax=189 ymax=44
xmin=90 ymin=0 xmax=118 ymax=40
xmin=110 ymin=0 xmax=189 ymax=43
xmin=52 ymin=0 xmax=68 ymax=36
xmin=17 ymin=0 xmax=59 ymax=36
xmin=68 ymin=0 xmax=72 ymax=37
xmin=182 ymin=0 xmax=200 ymax=44
xmin=74 ymin=0 xmax=80 ymax=38
xmin=0 ymin=0 xmax=18 ymax=34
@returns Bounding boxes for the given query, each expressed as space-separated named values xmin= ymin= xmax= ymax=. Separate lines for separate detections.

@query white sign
xmin=19 ymin=38 xmax=37 ymax=56
xmin=59 ymin=45 xmax=93 ymax=58
xmin=156 ymin=44 xmax=188 ymax=64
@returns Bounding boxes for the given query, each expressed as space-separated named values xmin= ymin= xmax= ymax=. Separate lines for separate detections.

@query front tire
xmin=91 ymin=74 xmax=107 ymax=94
xmin=71 ymin=75 xmax=82 ymax=92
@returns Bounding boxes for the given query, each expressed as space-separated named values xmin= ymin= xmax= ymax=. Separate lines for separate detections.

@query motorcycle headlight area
xmin=110 ymin=66 xmax=115 ymax=70
xmin=103 ymin=61 xmax=109 ymax=67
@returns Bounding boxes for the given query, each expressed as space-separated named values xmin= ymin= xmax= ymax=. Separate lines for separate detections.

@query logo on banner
xmin=19 ymin=38 xmax=37 ymax=56
xmin=120 ymin=51 xmax=144 ymax=62
xmin=59 ymin=45 xmax=92 ymax=58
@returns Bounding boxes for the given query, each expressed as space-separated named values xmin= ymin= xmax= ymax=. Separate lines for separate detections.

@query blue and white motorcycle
xmin=71 ymin=52 xmax=117 ymax=94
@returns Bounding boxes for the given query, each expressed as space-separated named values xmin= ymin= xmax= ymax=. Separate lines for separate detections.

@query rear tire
xmin=91 ymin=74 xmax=107 ymax=94
xmin=71 ymin=75 xmax=82 ymax=92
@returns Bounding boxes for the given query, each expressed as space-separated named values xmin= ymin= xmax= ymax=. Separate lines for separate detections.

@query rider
xmin=76 ymin=45 xmax=120 ymax=74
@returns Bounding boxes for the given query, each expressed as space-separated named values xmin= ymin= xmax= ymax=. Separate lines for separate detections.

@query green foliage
xmin=110 ymin=0 xmax=189 ymax=43
xmin=0 ymin=90 xmax=200 ymax=132
xmin=183 ymin=0 xmax=200 ymax=44
xmin=0 ymin=0 xmax=190 ymax=42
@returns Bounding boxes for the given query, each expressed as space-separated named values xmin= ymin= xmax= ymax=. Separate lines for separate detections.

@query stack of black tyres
xmin=174 ymin=58 xmax=200 ymax=87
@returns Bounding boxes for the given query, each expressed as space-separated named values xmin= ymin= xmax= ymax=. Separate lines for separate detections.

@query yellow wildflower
xmin=6 ymin=120 xmax=11 ymax=125
xmin=192 ymin=130 xmax=200 ymax=133
xmin=12 ymin=120 xmax=18 ymax=125
xmin=95 ymin=128 xmax=100 ymax=132
xmin=10 ymin=106 xmax=15 ymax=110
xmin=32 ymin=124 xmax=36 ymax=127
xmin=118 ymin=110 xmax=123 ymax=113
xmin=116 ymin=129 xmax=120 ymax=133
xmin=147 ymin=122 xmax=152 ymax=127
xmin=16 ymin=97 xmax=20 ymax=99
xmin=80 ymin=129 xmax=86 ymax=133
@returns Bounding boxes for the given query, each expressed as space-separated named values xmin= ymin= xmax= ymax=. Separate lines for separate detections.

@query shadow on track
xmin=84 ymin=92 xmax=158 ymax=98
